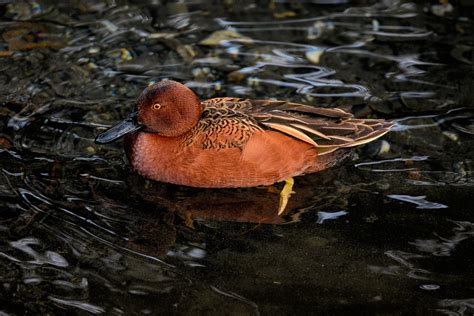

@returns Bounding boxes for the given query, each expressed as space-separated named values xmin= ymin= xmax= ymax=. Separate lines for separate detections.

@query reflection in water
xmin=438 ymin=298 xmax=474 ymax=316
xmin=411 ymin=220 xmax=474 ymax=257
xmin=0 ymin=0 xmax=473 ymax=314
xmin=370 ymin=219 xmax=474 ymax=315
xmin=387 ymin=194 xmax=448 ymax=209
xmin=48 ymin=296 xmax=105 ymax=315
xmin=126 ymin=171 xmax=349 ymax=226
xmin=316 ymin=210 xmax=348 ymax=224
xmin=8 ymin=238 xmax=69 ymax=267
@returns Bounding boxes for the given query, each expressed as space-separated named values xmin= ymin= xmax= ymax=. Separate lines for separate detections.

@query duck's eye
xmin=152 ymin=103 xmax=162 ymax=110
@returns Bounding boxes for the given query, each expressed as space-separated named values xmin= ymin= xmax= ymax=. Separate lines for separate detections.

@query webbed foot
xmin=278 ymin=178 xmax=295 ymax=215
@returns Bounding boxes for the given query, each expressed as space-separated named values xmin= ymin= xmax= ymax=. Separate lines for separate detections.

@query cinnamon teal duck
xmin=95 ymin=80 xmax=393 ymax=214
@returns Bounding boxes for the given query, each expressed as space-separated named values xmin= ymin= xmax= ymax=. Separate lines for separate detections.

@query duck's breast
xmin=126 ymin=130 xmax=319 ymax=188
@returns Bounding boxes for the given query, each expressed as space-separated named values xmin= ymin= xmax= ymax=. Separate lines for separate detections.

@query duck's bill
xmin=95 ymin=113 xmax=142 ymax=144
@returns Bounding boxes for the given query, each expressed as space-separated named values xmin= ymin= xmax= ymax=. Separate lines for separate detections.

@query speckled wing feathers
xmin=183 ymin=98 xmax=262 ymax=149
xmin=250 ymin=99 xmax=393 ymax=154
xmin=192 ymin=98 xmax=392 ymax=154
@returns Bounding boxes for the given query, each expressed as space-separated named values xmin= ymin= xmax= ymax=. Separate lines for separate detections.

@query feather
xmin=327 ymin=135 xmax=355 ymax=143
xmin=290 ymin=123 xmax=331 ymax=140
xmin=262 ymin=122 xmax=318 ymax=146
xmin=341 ymin=128 xmax=392 ymax=147
xmin=201 ymin=97 xmax=393 ymax=154
xmin=315 ymin=146 xmax=339 ymax=155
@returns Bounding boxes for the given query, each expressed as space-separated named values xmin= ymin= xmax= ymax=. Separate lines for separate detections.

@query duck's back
xmin=200 ymin=97 xmax=393 ymax=154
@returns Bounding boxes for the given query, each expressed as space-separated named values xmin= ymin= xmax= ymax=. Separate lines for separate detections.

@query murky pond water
xmin=1 ymin=1 xmax=474 ymax=314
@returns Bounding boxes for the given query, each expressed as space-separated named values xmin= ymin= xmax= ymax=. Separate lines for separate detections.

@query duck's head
xmin=95 ymin=80 xmax=202 ymax=144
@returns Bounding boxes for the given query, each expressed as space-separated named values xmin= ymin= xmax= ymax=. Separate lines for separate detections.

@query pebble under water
xmin=0 ymin=1 xmax=473 ymax=315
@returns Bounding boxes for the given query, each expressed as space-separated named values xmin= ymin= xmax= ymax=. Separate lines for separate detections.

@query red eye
xmin=152 ymin=103 xmax=162 ymax=110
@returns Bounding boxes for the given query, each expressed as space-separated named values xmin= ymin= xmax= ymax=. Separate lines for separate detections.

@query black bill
xmin=95 ymin=112 xmax=142 ymax=144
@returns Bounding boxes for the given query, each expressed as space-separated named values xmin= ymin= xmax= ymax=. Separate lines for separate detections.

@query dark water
xmin=1 ymin=1 xmax=474 ymax=314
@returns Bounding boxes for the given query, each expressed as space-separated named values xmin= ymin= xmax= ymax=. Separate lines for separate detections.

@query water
xmin=1 ymin=1 xmax=473 ymax=314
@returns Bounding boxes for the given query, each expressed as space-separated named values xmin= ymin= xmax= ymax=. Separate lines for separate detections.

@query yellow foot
xmin=278 ymin=178 xmax=295 ymax=215
xmin=182 ymin=212 xmax=195 ymax=229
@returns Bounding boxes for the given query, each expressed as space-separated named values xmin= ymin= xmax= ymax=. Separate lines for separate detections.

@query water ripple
xmin=48 ymin=296 xmax=105 ymax=314
xmin=387 ymin=195 xmax=448 ymax=209
xmin=6 ymin=238 xmax=68 ymax=267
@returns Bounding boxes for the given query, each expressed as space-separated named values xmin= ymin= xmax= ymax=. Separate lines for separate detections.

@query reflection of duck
xmin=96 ymin=80 xmax=392 ymax=214
xmin=128 ymin=176 xmax=293 ymax=225
xmin=124 ymin=170 xmax=348 ymax=257
xmin=126 ymin=166 xmax=348 ymax=226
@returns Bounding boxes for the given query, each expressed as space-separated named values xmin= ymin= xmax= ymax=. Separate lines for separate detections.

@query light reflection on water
xmin=0 ymin=0 xmax=473 ymax=314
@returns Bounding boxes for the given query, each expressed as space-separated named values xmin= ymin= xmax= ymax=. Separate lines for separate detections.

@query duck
xmin=95 ymin=80 xmax=393 ymax=215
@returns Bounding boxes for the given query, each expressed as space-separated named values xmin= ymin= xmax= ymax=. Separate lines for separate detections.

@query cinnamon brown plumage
xmin=95 ymin=80 xmax=393 ymax=213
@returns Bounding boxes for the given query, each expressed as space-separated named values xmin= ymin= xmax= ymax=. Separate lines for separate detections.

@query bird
xmin=95 ymin=80 xmax=393 ymax=215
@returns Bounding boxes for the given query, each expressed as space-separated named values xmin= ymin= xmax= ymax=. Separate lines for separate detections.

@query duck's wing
xmin=200 ymin=98 xmax=393 ymax=155
xmin=191 ymin=98 xmax=262 ymax=150
xmin=249 ymin=99 xmax=393 ymax=155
